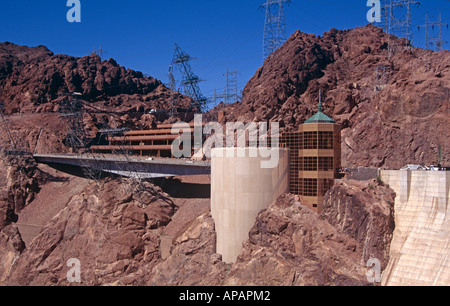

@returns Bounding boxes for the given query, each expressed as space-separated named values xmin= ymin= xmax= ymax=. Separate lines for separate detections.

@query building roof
xmin=305 ymin=91 xmax=336 ymax=124
xmin=305 ymin=111 xmax=336 ymax=124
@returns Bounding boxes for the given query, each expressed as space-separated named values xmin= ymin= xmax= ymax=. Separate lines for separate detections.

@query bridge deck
xmin=33 ymin=154 xmax=211 ymax=178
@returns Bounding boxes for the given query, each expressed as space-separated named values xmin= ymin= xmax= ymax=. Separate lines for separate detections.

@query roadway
xmin=33 ymin=153 xmax=211 ymax=178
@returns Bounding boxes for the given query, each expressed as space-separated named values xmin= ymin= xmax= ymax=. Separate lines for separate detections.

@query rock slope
xmin=0 ymin=177 xmax=394 ymax=286
xmin=0 ymin=42 xmax=191 ymax=114
xmin=220 ymin=25 xmax=450 ymax=169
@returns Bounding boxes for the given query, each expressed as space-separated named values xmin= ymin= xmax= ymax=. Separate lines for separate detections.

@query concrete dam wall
xmin=380 ymin=170 xmax=450 ymax=286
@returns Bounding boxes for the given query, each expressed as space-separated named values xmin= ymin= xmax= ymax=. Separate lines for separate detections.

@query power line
xmin=261 ymin=0 xmax=291 ymax=61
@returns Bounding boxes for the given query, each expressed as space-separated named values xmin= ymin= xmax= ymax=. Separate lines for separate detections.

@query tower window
xmin=318 ymin=131 xmax=334 ymax=149
xmin=303 ymin=132 xmax=318 ymax=149
xmin=303 ymin=157 xmax=318 ymax=171
xmin=303 ymin=178 xmax=318 ymax=197
xmin=318 ymin=157 xmax=334 ymax=171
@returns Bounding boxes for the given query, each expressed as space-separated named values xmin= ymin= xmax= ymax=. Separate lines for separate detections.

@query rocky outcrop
xmin=218 ymin=25 xmax=450 ymax=169
xmin=0 ymin=42 xmax=197 ymax=155
xmin=0 ymin=42 xmax=192 ymax=115
xmin=224 ymin=194 xmax=371 ymax=286
xmin=0 ymin=225 xmax=25 ymax=282
xmin=147 ymin=212 xmax=228 ymax=286
xmin=322 ymin=179 xmax=396 ymax=270
xmin=0 ymin=175 xmax=396 ymax=286
xmin=5 ymin=157 xmax=45 ymax=214
xmin=0 ymin=157 xmax=45 ymax=230
xmin=2 ymin=179 xmax=175 ymax=286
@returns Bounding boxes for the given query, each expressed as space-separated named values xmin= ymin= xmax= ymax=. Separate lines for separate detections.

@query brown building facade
xmin=281 ymin=100 xmax=341 ymax=213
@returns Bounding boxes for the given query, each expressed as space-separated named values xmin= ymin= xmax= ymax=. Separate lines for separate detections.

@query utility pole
xmin=261 ymin=0 xmax=291 ymax=61
xmin=170 ymin=43 xmax=207 ymax=113
xmin=419 ymin=13 xmax=448 ymax=51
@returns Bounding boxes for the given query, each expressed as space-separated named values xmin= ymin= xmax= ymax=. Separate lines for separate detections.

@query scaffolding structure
xmin=170 ymin=43 xmax=207 ymax=113
xmin=418 ymin=13 xmax=448 ymax=51
xmin=261 ymin=0 xmax=291 ymax=61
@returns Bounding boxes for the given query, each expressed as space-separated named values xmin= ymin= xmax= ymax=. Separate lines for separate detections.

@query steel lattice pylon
xmin=223 ymin=68 xmax=240 ymax=105
xmin=170 ymin=43 xmax=207 ymax=113
xmin=261 ymin=0 xmax=291 ymax=61
xmin=378 ymin=0 xmax=420 ymax=57
xmin=419 ymin=13 xmax=448 ymax=51
xmin=59 ymin=92 xmax=87 ymax=150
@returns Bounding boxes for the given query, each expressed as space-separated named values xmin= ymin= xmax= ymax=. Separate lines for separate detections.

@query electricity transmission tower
xmin=381 ymin=0 xmax=420 ymax=57
xmin=0 ymin=102 xmax=18 ymax=157
xmin=92 ymin=44 xmax=106 ymax=59
xmin=209 ymin=68 xmax=241 ymax=107
xmin=0 ymin=102 xmax=31 ymax=165
xmin=375 ymin=65 xmax=391 ymax=92
xmin=418 ymin=13 xmax=448 ymax=51
xmin=261 ymin=0 xmax=291 ymax=61
xmin=59 ymin=92 xmax=88 ymax=151
xmin=167 ymin=67 xmax=178 ymax=118
xmin=211 ymin=89 xmax=225 ymax=108
xmin=223 ymin=68 xmax=240 ymax=105
xmin=170 ymin=43 xmax=207 ymax=113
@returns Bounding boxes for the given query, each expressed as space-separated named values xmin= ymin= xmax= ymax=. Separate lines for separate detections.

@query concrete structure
xmin=380 ymin=170 xmax=450 ymax=286
xmin=33 ymin=154 xmax=210 ymax=178
xmin=211 ymin=148 xmax=289 ymax=263
xmin=280 ymin=98 xmax=341 ymax=213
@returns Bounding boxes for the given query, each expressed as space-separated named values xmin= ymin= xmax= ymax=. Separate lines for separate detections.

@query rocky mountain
xmin=0 ymin=42 xmax=192 ymax=115
xmin=0 ymin=42 xmax=196 ymax=155
xmin=220 ymin=25 xmax=450 ymax=169
xmin=0 ymin=25 xmax=446 ymax=286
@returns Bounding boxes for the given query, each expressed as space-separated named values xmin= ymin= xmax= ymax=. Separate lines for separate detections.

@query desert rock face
xmin=225 ymin=194 xmax=369 ymax=286
xmin=220 ymin=25 xmax=450 ymax=169
xmin=147 ymin=212 xmax=228 ymax=286
xmin=0 ymin=225 xmax=24 ymax=282
xmin=322 ymin=179 xmax=396 ymax=271
xmin=0 ymin=177 xmax=395 ymax=286
xmin=0 ymin=42 xmax=191 ymax=114
xmin=224 ymin=185 xmax=394 ymax=286
xmin=0 ymin=158 xmax=45 ymax=229
xmin=3 ymin=179 xmax=175 ymax=286
xmin=1 ymin=24 xmax=444 ymax=286
xmin=0 ymin=42 xmax=195 ymax=154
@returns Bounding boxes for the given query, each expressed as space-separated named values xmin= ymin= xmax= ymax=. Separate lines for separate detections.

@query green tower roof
xmin=305 ymin=90 xmax=336 ymax=124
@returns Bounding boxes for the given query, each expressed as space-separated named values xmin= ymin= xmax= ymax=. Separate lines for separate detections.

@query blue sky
xmin=1 ymin=1 xmax=450 ymax=109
